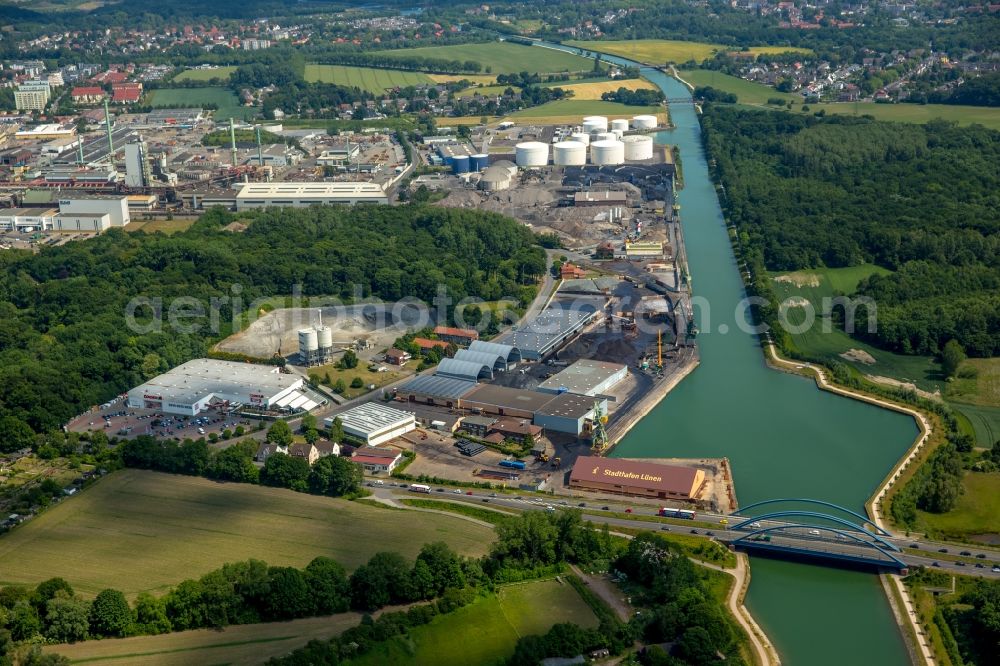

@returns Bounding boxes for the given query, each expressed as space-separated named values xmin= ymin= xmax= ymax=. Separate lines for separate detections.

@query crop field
xmin=507 ymin=99 xmax=665 ymax=125
xmin=304 ymin=64 xmax=433 ymax=93
xmin=0 ymin=470 xmax=493 ymax=599
xmin=149 ymin=87 xmax=255 ymax=120
xmin=567 ymin=39 xmax=811 ymax=65
xmin=46 ymin=612 xmax=364 ymax=665
xmin=946 ymin=358 xmax=1000 ymax=446
xmin=769 ymin=266 xmax=950 ymax=392
xmin=680 ymin=68 xmax=797 ymax=105
xmin=348 ymin=578 xmax=598 ymax=666
xmin=173 ymin=66 xmax=236 ymax=82
xmin=380 ymin=42 xmax=594 ymax=75
xmin=428 ymin=73 xmax=498 ymax=85
xmin=559 ymin=78 xmax=659 ymax=100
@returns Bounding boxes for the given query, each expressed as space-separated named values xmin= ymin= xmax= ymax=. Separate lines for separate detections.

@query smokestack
xmin=229 ymin=118 xmax=238 ymax=169
xmin=103 ymin=98 xmax=114 ymax=159
xmin=255 ymin=125 xmax=263 ymax=167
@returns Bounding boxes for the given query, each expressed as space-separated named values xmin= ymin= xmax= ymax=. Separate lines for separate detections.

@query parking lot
xmin=67 ymin=398 xmax=260 ymax=442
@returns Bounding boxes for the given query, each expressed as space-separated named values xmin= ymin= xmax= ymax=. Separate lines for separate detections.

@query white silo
xmin=298 ymin=328 xmax=319 ymax=364
xmin=611 ymin=118 xmax=629 ymax=133
xmin=594 ymin=131 xmax=616 ymax=143
xmin=552 ymin=141 xmax=587 ymax=166
xmin=570 ymin=132 xmax=590 ymax=146
xmin=316 ymin=325 xmax=333 ymax=350
xmin=590 ymin=139 xmax=625 ymax=166
xmin=631 ymin=115 xmax=658 ymax=130
xmin=515 ymin=141 xmax=549 ymax=167
xmin=623 ymin=134 xmax=654 ymax=161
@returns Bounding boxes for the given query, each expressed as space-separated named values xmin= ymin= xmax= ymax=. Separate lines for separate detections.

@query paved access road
xmin=372 ymin=486 xmax=1000 ymax=579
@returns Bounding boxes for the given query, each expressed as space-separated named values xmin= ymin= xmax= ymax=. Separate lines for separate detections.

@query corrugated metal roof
xmin=398 ymin=375 xmax=477 ymax=400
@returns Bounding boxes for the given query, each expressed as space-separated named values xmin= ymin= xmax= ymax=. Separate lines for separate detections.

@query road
xmin=371 ymin=486 xmax=1000 ymax=578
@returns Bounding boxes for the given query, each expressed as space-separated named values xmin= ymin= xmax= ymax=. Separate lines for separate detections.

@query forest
xmin=701 ymin=106 xmax=1000 ymax=358
xmin=0 ymin=205 xmax=545 ymax=436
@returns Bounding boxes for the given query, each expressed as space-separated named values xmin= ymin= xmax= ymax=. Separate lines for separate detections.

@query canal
xmin=539 ymin=44 xmax=918 ymax=665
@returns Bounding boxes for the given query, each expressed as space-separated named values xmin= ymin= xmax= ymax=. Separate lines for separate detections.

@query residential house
xmin=560 ymin=262 xmax=586 ymax=279
xmin=289 ymin=443 xmax=319 ymax=465
xmin=254 ymin=442 xmax=288 ymax=463
xmin=385 ymin=348 xmax=411 ymax=365
xmin=351 ymin=448 xmax=403 ymax=474
xmin=71 ymin=86 xmax=105 ymax=104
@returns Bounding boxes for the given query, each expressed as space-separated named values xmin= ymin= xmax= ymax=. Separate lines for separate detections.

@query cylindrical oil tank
xmin=316 ymin=325 xmax=333 ymax=350
xmin=610 ymin=118 xmax=629 ymax=133
xmin=623 ymin=134 xmax=654 ymax=161
xmin=582 ymin=115 xmax=608 ymax=132
xmin=515 ymin=141 xmax=549 ymax=167
xmin=590 ymin=139 xmax=625 ymax=166
xmin=570 ymin=132 xmax=590 ymax=146
xmin=470 ymin=153 xmax=489 ymax=172
xmin=594 ymin=131 xmax=616 ymax=143
xmin=631 ymin=114 xmax=658 ymax=130
xmin=452 ymin=155 xmax=470 ymax=174
xmin=552 ymin=141 xmax=587 ymax=166
xmin=298 ymin=328 xmax=318 ymax=353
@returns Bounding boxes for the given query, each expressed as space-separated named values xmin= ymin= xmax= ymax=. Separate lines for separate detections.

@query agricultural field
xmin=946 ymin=358 xmax=1000 ymax=447
xmin=46 ymin=612 xmax=365 ymax=666
xmin=559 ymin=78 xmax=659 ymax=100
xmin=149 ymin=87 xmax=256 ymax=120
xmin=348 ymin=578 xmax=598 ymax=666
xmin=456 ymin=84 xmax=512 ymax=98
xmin=0 ymin=470 xmax=493 ymax=598
xmin=173 ymin=66 xmax=236 ymax=82
xmin=769 ymin=265 xmax=950 ymax=393
xmin=680 ymin=68 xmax=797 ymax=105
xmin=915 ymin=471 xmax=1000 ymax=541
xmin=506 ymin=99 xmax=665 ymax=125
xmin=428 ymin=73 xmax=498 ymax=85
xmin=380 ymin=41 xmax=594 ymax=75
xmin=304 ymin=64 xmax=433 ymax=93
xmin=125 ymin=218 xmax=197 ymax=235
xmin=680 ymin=69 xmax=1000 ymax=129
xmin=567 ymin=39 xmax=811 ymax=65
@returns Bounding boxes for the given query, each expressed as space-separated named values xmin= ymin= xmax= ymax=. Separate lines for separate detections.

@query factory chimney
xmin=103 ymin=98 xmax=114 ymax=160
xmin=228 ymin=118 xmax=238 ymax=169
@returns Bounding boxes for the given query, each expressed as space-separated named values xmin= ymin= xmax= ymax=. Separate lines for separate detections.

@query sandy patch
xmin=866 ymin=375 xmax=942 ymax=402
xmin=840 ymin=348 xmax=876 ymax=365
xmin=773 ymin=272 xmax=821 ymax=288
xmin=782 ymin=296 xmax=810 ymax=308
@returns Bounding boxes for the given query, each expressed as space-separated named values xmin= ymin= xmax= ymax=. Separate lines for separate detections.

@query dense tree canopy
xmin=0 ymin=205 xmax=543 ymax=435
xmin=702 ymin=106 xmax=1000 ymax=356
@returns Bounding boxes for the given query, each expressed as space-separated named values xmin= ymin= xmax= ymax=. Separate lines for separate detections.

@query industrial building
xmin=462 ymin=384 xmax=558 ymax=420
xmin=127 ymin=359 xmax=307 ymax=416
xmin=436 ymin=357 xmax=495 ymax=381
xmin=0 ymin=208 xmax=57 ymax=231
xmin=15 ymin=124 xmax=75 ymax=141
xmin=534 ymin=393 xmax=606 ymax=436
xmin=146 ymin=108 xmax=203 ymax=125
xmin=328 ymin=403 xmax=416 ymax=446
xmin=235 ymin=182 xmax=388 ymax=209
xmin=537 ymin=359 xmax=628 ymax=397
xmin=124 ymin=139 xmax=153 ymax=188
xmin=395 ymin=375 xmax=477 ymax=407
xmin=504 ymin=303 xmax=600 ymax=361
xmin=56 ymin=195 xmax=130 ymax=228
xmin=433 ymin=326 xmax=479 ymax=346
xmin=569 ymin=456 xmax=706 ymax=501
xmin=352 ymin=449 xmax=404 ymax=474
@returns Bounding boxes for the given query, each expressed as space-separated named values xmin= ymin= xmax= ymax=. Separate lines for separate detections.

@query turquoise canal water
xmin=539 ymin=44 xmax=917 ymax=664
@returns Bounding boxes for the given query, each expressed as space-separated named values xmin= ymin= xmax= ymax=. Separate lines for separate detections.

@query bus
xmin=659 ymin=507 xmax=696 ymax=520
xmin=409 ymin=484 xmax=431 ymax=494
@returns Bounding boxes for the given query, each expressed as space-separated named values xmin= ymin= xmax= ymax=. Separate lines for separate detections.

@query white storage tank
xmin=582 ymin=116 xmax=608 ymax=133
xmin=298 ymin=328 xmax=318 ymax=353
xmin=552 ymin=141 xmax=587 ymax=166
xmin=594 ymin=131 xmax=617 ymax=143
xmin=570 ymin=132 xmax=591 ymax=146
xmin=631 ymin=114 xmax=658 ymax=130
xmin=316 ymin=325 xmax=333 ymax=350
xmin=623 ymin=134 xmax=655 ymax=161
xmin=611 ymin=118 xmax=630 ymax=133
xmin=590 ymin=139 xmax=625 ymax=166
xmin=515 ymin=141 xmax=550 ymax=167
